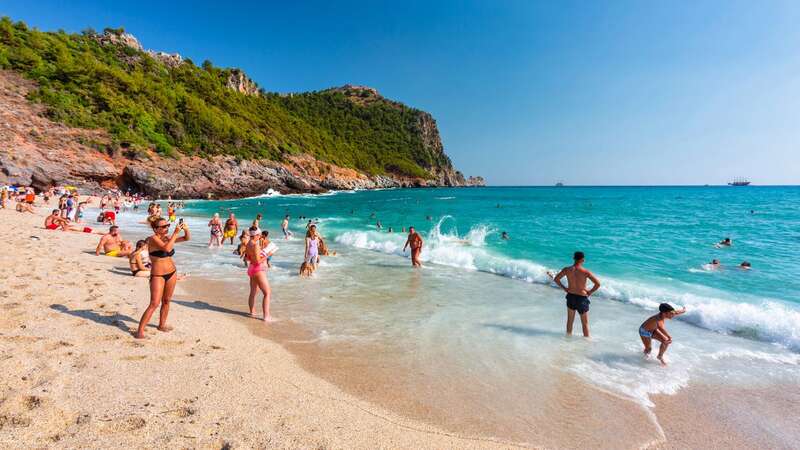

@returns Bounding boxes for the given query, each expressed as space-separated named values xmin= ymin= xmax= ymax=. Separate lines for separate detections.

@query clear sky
xmin=3 ymin=1 xmax=799 ymax=185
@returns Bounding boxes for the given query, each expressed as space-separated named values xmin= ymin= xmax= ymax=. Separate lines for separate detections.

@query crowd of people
xmin=5 ymin=183 xmax=711 ymax=364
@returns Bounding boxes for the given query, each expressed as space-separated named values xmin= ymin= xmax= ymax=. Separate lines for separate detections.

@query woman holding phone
xmin=135 ymin=217 xmax=190 ymax=339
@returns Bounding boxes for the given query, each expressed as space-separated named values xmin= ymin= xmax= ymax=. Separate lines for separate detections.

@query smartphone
xmin=178 ymin=218 xmax=184 ymax=225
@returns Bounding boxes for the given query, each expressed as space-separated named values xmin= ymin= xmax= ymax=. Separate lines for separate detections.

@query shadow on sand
xmin=49 ymin=303 xmax=135 ymax=332
xmin=482 ymin=323 xmax=564 ymax=338
xmin=172 ymin=299 xmax=252 ymax=319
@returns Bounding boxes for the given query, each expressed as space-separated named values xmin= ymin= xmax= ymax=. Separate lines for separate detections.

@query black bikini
xmin=149 ymin=248 xmax=176 ymax=281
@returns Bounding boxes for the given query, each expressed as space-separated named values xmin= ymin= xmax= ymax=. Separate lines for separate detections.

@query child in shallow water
xmin=639 ymin=303 xmax=686 ymax=365
xmin=299 ymin=262 xmax=313 ymax=277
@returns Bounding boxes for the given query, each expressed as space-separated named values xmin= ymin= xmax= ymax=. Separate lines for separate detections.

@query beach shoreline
xmin=2 ymin=205 xmax=798 ymax=449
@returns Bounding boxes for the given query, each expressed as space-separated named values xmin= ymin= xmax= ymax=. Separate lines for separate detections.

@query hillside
xmin=0 ymin=18 xmax=483 ymax=196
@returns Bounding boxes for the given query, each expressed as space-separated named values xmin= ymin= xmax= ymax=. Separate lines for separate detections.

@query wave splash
xmin=334 ymin=216 xmax=800 ymax=352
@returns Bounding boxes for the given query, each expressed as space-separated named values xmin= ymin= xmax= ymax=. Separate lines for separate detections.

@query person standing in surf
xmin=403 ymin=227 xmax=424 ymax=268
xmin=304 ymin=224 xmax=321 ymax=272
xmin=550 ymin=251 xmax=601 ymax=337
xmin=245 ymin=227 xmax=272 ymax=321
xmin=281 ymin=215 xmax=293 ymax=239
xmin=223 ymin=213 xmax=238 ymax=245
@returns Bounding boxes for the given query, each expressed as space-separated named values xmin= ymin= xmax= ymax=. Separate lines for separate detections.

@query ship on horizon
xmin=728 ymin=177 xmax=751 ymax=186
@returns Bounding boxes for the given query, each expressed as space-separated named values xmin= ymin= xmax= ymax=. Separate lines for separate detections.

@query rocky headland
xmin=0 ymin=26 xmax=484 ymax=198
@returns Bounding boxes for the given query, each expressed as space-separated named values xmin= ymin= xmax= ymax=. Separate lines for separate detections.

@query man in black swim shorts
xmin=550 ymin=251 xmax=602 ymax=337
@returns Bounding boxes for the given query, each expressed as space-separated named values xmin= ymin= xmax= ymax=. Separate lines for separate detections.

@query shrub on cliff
xmin=0 ymin=17 xmax=453 ymax=180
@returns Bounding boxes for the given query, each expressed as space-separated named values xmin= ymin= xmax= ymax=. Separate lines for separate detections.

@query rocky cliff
xmin=0 ymin=21 xmax=484 ymax=197
xmin=0 ymin=71 xmax=482 ymax=197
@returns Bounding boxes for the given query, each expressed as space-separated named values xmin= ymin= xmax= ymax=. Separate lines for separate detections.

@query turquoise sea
xmin=117 ymin=186 xmax=800 ymax=444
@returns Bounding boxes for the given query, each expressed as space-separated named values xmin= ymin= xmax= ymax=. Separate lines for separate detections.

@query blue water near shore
xmin=117 ymin=186 xmax=800 ymax=417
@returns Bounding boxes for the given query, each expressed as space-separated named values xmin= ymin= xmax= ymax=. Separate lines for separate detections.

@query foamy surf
xmin=334 ymin=217 xmax=800 ymax=352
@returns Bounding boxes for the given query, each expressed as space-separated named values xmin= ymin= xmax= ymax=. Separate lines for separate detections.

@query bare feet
xmin=262 ymin=316 xmax=274 ymax=323
xmin=157 ymin=325 xmax=173 ymax=332
xmin=658 ymin=356 xmax=667 ymax=366
xmin=133 ymin=331 xmax=146 ymax=339
xmin=643 ymin=347 xmax=652 ymax=355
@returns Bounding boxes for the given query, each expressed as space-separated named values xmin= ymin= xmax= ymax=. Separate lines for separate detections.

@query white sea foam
xmin=334 ymin=217 xmax=800 ymax=352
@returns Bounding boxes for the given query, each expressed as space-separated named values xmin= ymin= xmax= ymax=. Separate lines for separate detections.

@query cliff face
xmin=0 ymin=71 xmax=482 ymax=197
xmin=0 ymin=20 xmax=484 ymax=197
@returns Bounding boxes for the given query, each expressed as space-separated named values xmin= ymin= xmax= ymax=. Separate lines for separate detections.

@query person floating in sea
xmin=639 ymin=303 xmax=686 ymax=365
xmin=501 ymin=231 xmax=510 ymax=240
xmin=403 ymin=227 xmax=424 ymax=268
xmin=135 ymin=218 xmax=190 ymax=339
xmin=95 ymin=225 xmax=133 ymax=257
xmin=223 ymin=213 xmax=238 ymax=245
xmin=739 ymin=261 xmax=752 ymax=270
xmin=281 ymin=215 xmax=293 ymax=239
xmin=716 ymin=237 xmax=732 ymax=248
xmin=245 ymin=227 xmax=272 ymax=321
xmin=550 ymin=251 xmax=601 ymax=337
xmin=376 ymin=220 xmax=382 ymax=230
xmin=708 ymin=259 xmax=721 ymax=269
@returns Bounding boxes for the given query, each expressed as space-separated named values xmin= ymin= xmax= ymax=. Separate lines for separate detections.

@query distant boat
xmin=728 ymin=177 xmax=751 ymax=186
xmin=555 ymin=181 xmax=564 ymax=187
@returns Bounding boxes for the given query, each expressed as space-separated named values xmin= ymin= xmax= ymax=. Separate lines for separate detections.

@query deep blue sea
xmin=116 ymin=186 xmax=800 ymax=439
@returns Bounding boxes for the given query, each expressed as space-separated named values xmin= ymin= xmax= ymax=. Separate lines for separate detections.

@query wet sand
xmin=182 ymin=277 xmax=800 ymax=449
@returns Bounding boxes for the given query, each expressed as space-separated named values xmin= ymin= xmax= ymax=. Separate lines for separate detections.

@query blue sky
xmin=3 ymin=1 xmax=799 ymax=185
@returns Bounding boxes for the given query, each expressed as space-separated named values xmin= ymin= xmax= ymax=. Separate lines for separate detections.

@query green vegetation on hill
xmin=0 ymin=17 xmax=452 ymax=178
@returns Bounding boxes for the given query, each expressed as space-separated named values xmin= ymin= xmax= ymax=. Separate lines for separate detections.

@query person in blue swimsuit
xmin=639 ymin=303 xmax=686 ymax=365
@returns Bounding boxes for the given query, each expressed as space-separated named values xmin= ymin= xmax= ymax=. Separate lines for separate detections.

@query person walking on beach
xmin=305 ymin=224 xmax=321 ymax=272
xmin=403 ymin=227 xmax=424 ymax=267
xmin=639 ymin=303 xmax=686 ymax=365
xmin=223 ymin=213 xmax=238 ymax=245
xmin=550 ymin=251 xmax=601 ymax=337
xmin=135 ymin=218 xmax=190 ymax=339
xmin=245 ymin=227 xmax=272 ymax=321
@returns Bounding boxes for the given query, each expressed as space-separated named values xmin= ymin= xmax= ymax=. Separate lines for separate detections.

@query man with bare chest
xmin=550 ymin=251 xmax=601 ymax=337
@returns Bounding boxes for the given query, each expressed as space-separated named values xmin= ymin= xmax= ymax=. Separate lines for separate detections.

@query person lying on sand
xmin=44 ymin=209 xmax=94 ymax=232
xmin=16 ymin=201 xmax=35 ymax=214
xmin=95 ymin=225 xmax=133 ymax=257
xmin=639 ymin=303 xmax=686 ymax=365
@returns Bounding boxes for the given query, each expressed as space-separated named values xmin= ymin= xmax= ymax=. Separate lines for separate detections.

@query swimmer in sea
xmin=639 ymin=303 xmax=686 ymax=365
xmin=501 ymin=231 xmax=509 ymax=240
xmin=739 ymin=261 xmax=751 ymax=270
xmin=716 ymin=237 xmax=732 ymax=247
xmin=708 ymin=259 xmax=721 ymax=269
xmin=550 ymin=251 xmax=602 ymax=337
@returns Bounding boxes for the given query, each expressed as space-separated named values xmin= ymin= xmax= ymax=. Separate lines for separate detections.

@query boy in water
xmin=639 ymin=303 xmax=687 ymax=365
xmin=550 ymin=251 xmax=601 ymax=337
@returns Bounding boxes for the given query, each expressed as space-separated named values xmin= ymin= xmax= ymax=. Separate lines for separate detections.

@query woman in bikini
xmin=208 ymin=213 xmax=223 ymax=248
xmin=244 ymin=227 xmax=272 ymax=321
xmin=135 ymin=218 xmax=190 ymax=339
xmin=129 ymin=240 xmax=151 ymax=278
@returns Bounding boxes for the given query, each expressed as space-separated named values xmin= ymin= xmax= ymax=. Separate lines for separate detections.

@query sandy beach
xmin=0 ymin=206 xmax=519 ymax=449
xmin=2 ymin=204 xmax=799 ymax=449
